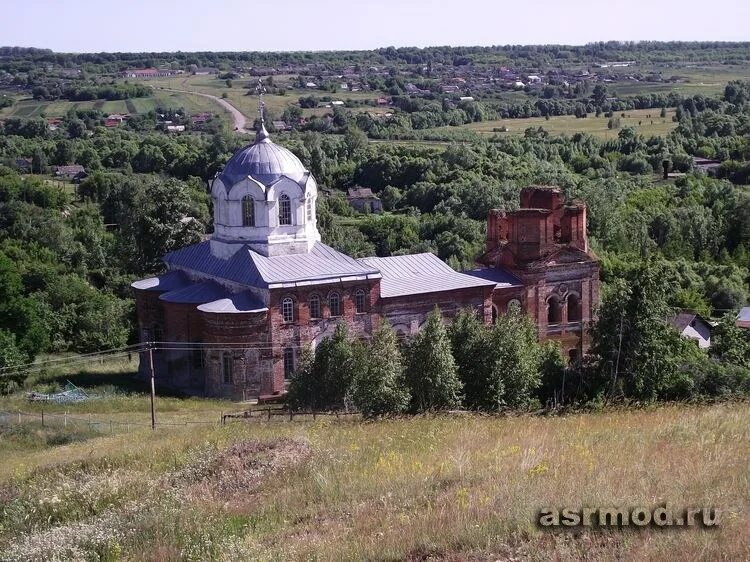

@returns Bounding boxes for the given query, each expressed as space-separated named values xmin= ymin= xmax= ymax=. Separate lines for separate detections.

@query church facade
xmin=132 ymin=122 xmax=599 ymax=400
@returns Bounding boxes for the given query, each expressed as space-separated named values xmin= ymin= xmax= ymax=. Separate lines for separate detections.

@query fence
xmin=222 ymin=408 xmax=360 ymax=424
xmin=0 ymin=410 xmax=222 ymax=433
xmin=0 ymin=408 xmax=361 ymax=434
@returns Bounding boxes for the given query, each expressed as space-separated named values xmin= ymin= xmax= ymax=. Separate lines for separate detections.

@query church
xmin=132 ymin=117 xmax=599 ymax=400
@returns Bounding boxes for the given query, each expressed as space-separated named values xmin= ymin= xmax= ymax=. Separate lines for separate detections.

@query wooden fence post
xmin=41 ymin=408 xmax=44 ymax=428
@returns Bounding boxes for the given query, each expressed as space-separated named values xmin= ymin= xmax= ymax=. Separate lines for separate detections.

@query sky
xmin=1 ymin=0 xmax=748 ymax=53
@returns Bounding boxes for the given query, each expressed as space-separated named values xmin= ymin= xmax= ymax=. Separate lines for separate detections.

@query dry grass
xmin=0 ymin=403 xmax=747 ymax=561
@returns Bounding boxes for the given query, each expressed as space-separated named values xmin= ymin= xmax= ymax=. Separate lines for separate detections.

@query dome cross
xmin=254 ymin=78 xmax=270 ymax=143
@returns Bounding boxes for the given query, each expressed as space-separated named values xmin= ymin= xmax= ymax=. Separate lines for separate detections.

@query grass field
xmin=0 ymin=90 xmax=222 ymax=123
xmin=438 ymin=108 xmax=679 ymax=139
xmin=0 ymin=358 xmax=747 ymax=560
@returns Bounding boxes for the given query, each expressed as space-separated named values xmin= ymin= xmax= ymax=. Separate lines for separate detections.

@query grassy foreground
xmin=0 ymin=399 xmax=748 ymax=561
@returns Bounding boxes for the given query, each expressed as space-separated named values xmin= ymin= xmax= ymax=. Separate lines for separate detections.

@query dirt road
xmin=162 ymin=87 xmax=252 ymax=133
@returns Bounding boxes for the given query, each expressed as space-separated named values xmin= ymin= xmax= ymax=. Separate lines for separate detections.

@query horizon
xmin=2 ymin=0 xmax=748 ymax=53
xmin=4 ymin=39 xmax=750 ymax=56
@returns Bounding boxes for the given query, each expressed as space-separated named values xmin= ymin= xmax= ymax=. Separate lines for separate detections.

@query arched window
xmin=567 ymin=294 xmax=581 ymax=322
xmin=309 ymin=294 xmax=321 ymax=319
xmin=547 ymin=295 xmax=561 ymax=325
xmin=355 ymin=289 xmax=367 ymax=314
xmin=281 ymin=297 xmax=294 ymax=323
xmin=283 ymin=347 xmax=295 ymax=378
xmin=329 ymin=292 xmax=341 ymax=317
xmin=242 ymin=195 xmax=255 ymax=227
xmin=507 ymin=299 xmax=522 ymax=315
xmin=222 ymin=352 xmax=233 ymax=384
xmin=278 ymin=194 xmax=292 ymax=226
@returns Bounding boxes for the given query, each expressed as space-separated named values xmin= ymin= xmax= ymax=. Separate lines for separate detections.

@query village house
xmin=120 ymin=68 xmax=176 ymax=79
xmin=54 ymin=164 xmax=87 ymax=182
xmin=347 ymin=187 xmax=383 ymax=214
xmin=738 ymin=307 xmax=750 ymax=329
xmin=132 ymin=116 xmax=599 ymax=399
xmin=692 ymin=156 xmax=722 ymax=176
xmin=669 ymin=311 xmax=712 ymax=348
xmin=14 ymin=158 xmax=32 ymax=173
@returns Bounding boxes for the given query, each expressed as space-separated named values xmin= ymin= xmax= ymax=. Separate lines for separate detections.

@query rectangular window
xmin=306 ymin=197 xmax=313 ymax=221
xmin=222 ymin=353 xmax=233 ymax=384
xmin=279 ymin=195 xmax=292 ymax=226
xmin=310 ymin=295 xmax=321 ymax=319
xmin=355 ymin=290 xmax=367 ymax=314
xmin=329 ymin=292 xmax=341 ymax=317
xmin=283 ymin=347 xmax=294 ymax=378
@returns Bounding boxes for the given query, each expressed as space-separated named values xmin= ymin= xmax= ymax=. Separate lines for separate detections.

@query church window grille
xmin=279 ymin=194 xmax=292 ymax=225
xmin=242 ymin=196 xmax=255 ymax=227
xmin=329 ymin=292 xmax=341 ymax=317
xmin=281 ymin=297 xmax=294 ymax=323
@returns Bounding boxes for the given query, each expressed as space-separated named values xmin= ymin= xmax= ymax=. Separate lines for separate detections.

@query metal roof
xmin=130 ymin=270 xmax=190 ymax=292
xmin=163 ymin=241 xmax=381 ymax=289
xmin=738 ymin=307 xmax=750 ymax=322
xmin=158 ymin=280 xmax=228 ymax=304
xmin=197 ymin=291 xmax=268 ymax=314
xmin=463 ymin=267 xmax=523 ymax=288
xmin=357 ymin=253 xmax=496 ymax=298
xmin=217 ymin=139 xmax=308 ymax=188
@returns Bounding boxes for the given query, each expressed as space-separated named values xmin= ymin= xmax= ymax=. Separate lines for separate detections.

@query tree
xmin=406 ymin=307 xmax=462 ymax=411
xmin=487 ymin=310 xmax=543 ymax=409
xmin=0 ymin=329 xmax=27 ymax=395
xmin=592 ymin=84 xmax=608 ymax=106
xmin=588 ymin=261 xmax=698 ymax=401
xmin=66 ymin=118 xmax=86 ymax=139
xmin=287 ymin=323 xmax=360 ymax=410
xmin=344 ymin=127 xmax=368 ymax=157
xmin=106 ymin=176 xmax=205 ymax=274
xmin=449 ymin=308 xmax=491 ymax=409
xmin=31 ymin=148 xmax=47 ymax=174
xmin=351 ymin=322 xmax=410 ymax=417
xmin=710 ymin=314 xmax=750 ymax=368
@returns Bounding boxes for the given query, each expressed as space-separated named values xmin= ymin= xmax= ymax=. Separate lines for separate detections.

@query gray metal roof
xmin=158 ymin=280 xmax=228 ymax=304
xmin=130 ymin=270 xmax=190 ymax=292
xmin=197 ymin=291 xmax=268 ymax=314
xmin=217 ymin=138 xmax=308 ymax=188
xmin=357 ymin=253 xmax=496 ymax=298
xmin=163 ymin=241 xmax=381 ymax=289
xmin=463 ymin=267 xmax=523 ymax=288
xmin=739 ymin=307 xmax=750 ymax=322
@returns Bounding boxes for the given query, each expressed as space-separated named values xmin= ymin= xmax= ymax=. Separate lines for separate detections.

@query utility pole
xmin=148 ymin=343 xmax=156 ymax=430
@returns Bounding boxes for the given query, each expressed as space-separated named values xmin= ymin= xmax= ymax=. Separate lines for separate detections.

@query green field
xmin=439 ymin=107 xmax=678 ymax=139
xmin=143 ymin=74 xmax=386 ymax=120
xmin=0 ymin=90 xmax=223 ymax=122
xmin=0 ymin=356 xmax=747 ymax=561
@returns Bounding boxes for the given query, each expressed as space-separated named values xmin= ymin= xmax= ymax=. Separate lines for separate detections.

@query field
xmin=0 ymin=90 xmax=225 ymax=122
xmin=434 ymin=108 xmax=679 ymax=139
xmin=141 ymin=74 xmax=388 ymax=120
xmin=0 ymin=359 xmax=748 ymax=560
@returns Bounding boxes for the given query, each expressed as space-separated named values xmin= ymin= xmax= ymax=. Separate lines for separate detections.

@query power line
xmin=0 ymin=344 xmax=146 ymax=374
xmin=0 ymin=352 xmax=137 ymax=379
